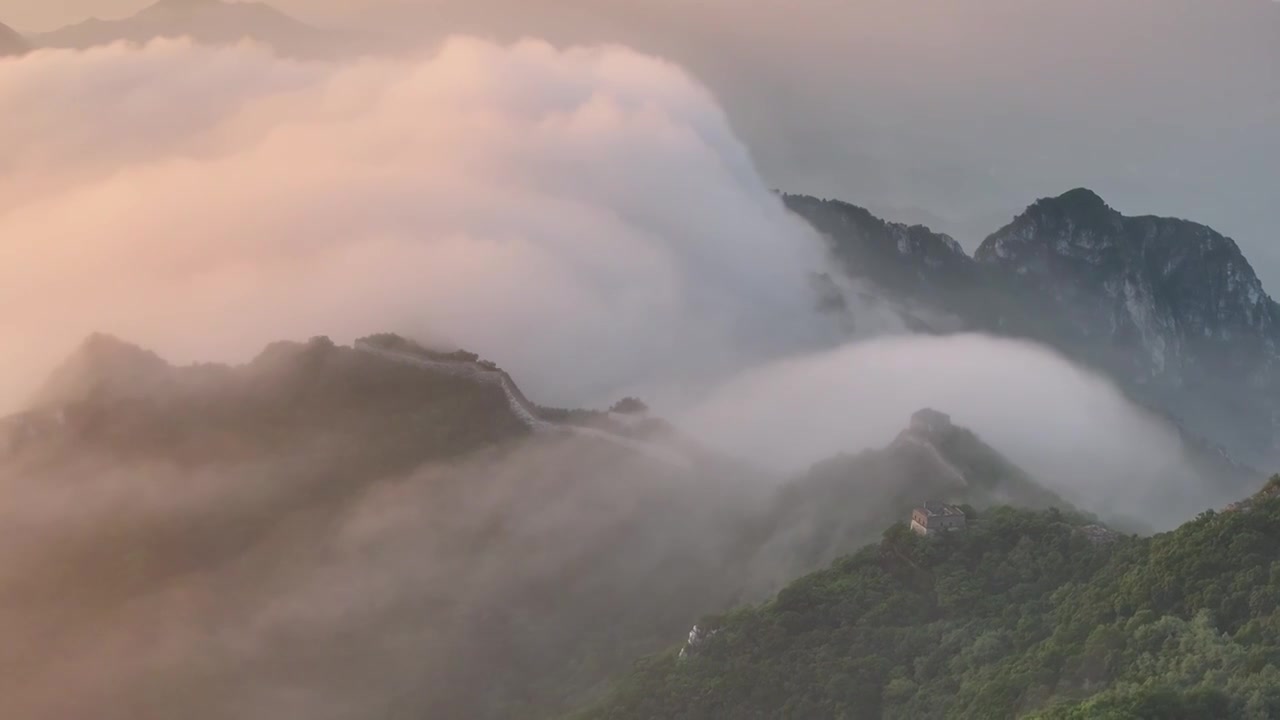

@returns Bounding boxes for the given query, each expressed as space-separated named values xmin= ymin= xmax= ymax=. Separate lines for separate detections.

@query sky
xmin=3 ymin=0 xmax=1277 ymax=288
xmin=376 ymin=0 xmax=1278 ymax=273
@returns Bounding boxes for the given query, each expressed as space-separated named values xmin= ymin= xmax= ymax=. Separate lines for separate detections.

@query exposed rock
xmin=787 ymin=188 xmax=1280 ymax=472
xmin=1076 ymin=524 xmax=1121 ymax=544
xmin=977 ymin=189 xmax=1280 ymax=467
xmin=783 ymin=193 xmax=976 ymax=315
xmin=677 ymin=623 xmax=718 ymax=660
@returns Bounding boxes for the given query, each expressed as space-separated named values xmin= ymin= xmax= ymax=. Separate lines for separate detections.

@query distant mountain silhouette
xmin=32 ymin=0 xmax=360 ymax=58
xmin=0 ymin=21 xmax=29 ymax=56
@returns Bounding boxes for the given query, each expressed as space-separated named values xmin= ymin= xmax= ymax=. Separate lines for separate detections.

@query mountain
xmin=0 ymin=333 xmax=736 ymax=719
xmin=786 ymin=190 xmax=1279 ymax=474
xmin=977 ymin=189 xmax=1280 ymax=467
xmin=577 ymin=477 xmax=1280 ymax=720
xmin=741 ymin=408 xmax=1083 ymax=594
xmin=17 ymin=334 xmax=1256 ymax=720
xmin=5 ymin=333 xmax=528 ymax=465
xmin=0 ymin=334 xmax=1080 ymax=720
xmin=0 ymin=22 xmax=28 ymax=56
xmin=32 ymin=0 xmax=354 ymax=57
xmin=784 ymin=194 xmax=977 ymax=306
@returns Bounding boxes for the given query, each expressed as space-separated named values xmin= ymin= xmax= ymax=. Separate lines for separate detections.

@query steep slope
xmin=787 ymin=189 xmax=1278 ymax=472
xmin=782 ymin=194 xmax=976 ymax=309
xmin=0 ymin=21 xmax=28 ymax=56
xmin=579 ymin=479 xmax=1280 ymax=720
xmin=743 ymin=408 xmax=1077 ymax=593
xmin=32 ymin=0 xmax=352 ymax=57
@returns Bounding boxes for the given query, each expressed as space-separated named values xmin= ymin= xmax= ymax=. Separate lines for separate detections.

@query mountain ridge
xmin=1 ymin=332 xmax=1087 ymax=719
xmin=786 ymin=188 xmax=1280 ymax=473
xmin=31 ymin=0 xmax=355 ymax=58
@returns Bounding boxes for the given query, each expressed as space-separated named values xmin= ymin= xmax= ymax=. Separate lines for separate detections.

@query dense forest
xmin=577 ymin=477 xmax=1280 ymax=719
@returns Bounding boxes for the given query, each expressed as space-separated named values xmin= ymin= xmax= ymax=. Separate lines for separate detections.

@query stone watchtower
xmin=910 ymin=501 xmax=967 ymax=536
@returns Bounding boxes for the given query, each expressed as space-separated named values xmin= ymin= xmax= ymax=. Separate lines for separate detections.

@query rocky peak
xmin=982 ymin=197 xmax=1273 ymax=352
xmin=1029 ymin=187 xmax=1117 ymax=225
xmin=972 ymin=189 xmax=1280 ymax=465
xmin=786 ymin=187 xmax=1280 ymax=469
xmin=782 ymin=194 xmax=974 ymax=295
xmin=976 ymin=188 xmax=1125 ymax=269
xmin=976 ymin=189 xmax=1280 ymax=368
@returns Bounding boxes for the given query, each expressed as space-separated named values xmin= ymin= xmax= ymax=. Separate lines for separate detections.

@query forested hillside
xmin=579 ymin=478 xmax=1280 ymax=719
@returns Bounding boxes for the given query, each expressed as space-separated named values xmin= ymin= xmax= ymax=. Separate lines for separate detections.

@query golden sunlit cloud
xmin=0 ymin=37 xmax=835 ymax=412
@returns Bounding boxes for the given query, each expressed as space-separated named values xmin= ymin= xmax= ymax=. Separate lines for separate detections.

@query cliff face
xmin=976 ymin=189 xmax=1280 ymax=466
xmin=787 ymin=189 xmax=1280 ymax=470
xmin=977 ymin=189 xmax=1278 ymax=377
xmin=782 ymin=194 xmax=977 ymax=308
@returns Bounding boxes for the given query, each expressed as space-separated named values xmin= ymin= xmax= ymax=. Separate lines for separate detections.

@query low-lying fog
xmin=677 ymin=333 xmax=1214 ymax=527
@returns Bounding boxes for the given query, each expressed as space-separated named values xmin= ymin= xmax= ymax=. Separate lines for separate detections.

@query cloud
xmin=0 ymin=425 xmax=766 ymax=719
xmin=0 ymin=34 xmax=1218 ymax=525
xmin=0 ymin=37 xmax=838 ymax=413
xmin=677 ymin=333 xmax=1211 ymax=527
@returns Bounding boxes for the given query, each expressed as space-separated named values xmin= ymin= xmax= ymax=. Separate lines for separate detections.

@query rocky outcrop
xmin=977 ymin=189 xmax=1278 ymax=378
xmin=976 ymin=189 xmax=1280 ymax=467
xmin=783 ymin=194 xmax=977 ymax=318
xmin=677 ymin=623 xmax=718 ymax=660
xmin=788 ymin=188 xmax=1280 ymax=471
